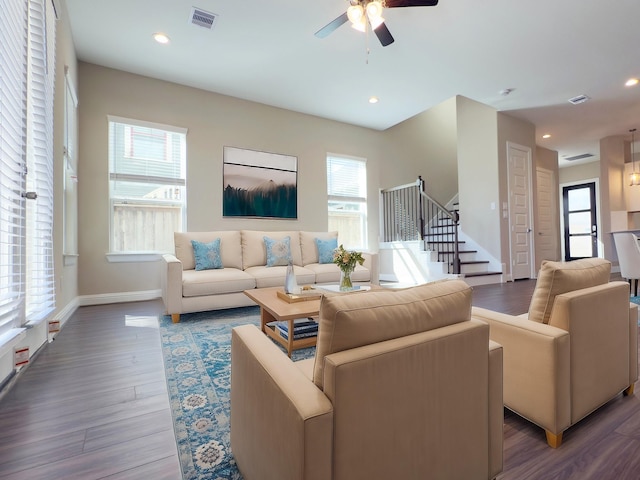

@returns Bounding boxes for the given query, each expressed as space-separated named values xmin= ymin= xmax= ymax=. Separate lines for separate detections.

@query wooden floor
xmin=0 ymin=279 xmax=638 ymax=479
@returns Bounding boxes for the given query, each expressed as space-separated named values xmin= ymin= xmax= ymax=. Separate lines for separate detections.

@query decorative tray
xmin=276 ymin=289 xmax=323 ymax=303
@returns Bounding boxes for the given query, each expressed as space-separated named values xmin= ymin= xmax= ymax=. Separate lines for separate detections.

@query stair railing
xmin=380 ymin=176 xmax=460 ymax=274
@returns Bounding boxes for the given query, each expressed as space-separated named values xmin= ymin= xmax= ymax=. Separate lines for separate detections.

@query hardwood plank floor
xmin=0 ymin=301 xmax=181 ymax=480
xmin=0 ymin=279 xmax=637 ymax=479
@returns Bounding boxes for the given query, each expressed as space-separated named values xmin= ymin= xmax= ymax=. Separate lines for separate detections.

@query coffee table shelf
xmin=244 ymin=287 xmax=322 ymax=357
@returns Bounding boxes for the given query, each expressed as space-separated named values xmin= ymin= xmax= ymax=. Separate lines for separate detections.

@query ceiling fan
xmin=315 ymin=0 xmax=439 ymax=47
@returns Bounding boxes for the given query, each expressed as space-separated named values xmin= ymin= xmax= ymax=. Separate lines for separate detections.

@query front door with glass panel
xmin=562 ymin=182 xmax=597 ymax=260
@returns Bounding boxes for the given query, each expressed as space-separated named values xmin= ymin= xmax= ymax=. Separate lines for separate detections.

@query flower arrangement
xmin=333 ymin=244 xmax=364 ymax=291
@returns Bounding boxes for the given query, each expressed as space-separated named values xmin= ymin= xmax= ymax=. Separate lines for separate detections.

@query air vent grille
xmin=568 ymin=94 xmax=590 ymax=105
xmin=564 ymin=153 xmax=594 ymax=161
xmin=190 ymin=7 xmax=217 ymax=29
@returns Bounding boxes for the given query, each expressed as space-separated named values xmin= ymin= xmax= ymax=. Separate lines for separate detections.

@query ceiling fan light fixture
xmin=347 ymin=5 xmax=364 ymax=24
xmin=351 ymin=16 xmax=367 ymax=32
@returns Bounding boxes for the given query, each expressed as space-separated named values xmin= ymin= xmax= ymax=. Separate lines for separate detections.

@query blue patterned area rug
xmin=159 ymin=307 xmax=315 ymax=479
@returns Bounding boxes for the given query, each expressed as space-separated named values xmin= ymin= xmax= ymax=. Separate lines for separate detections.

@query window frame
xmin=326 ymin=153 xmax=368 ymax=250
xmin=107 ymin=116 xmax=188 ymax=257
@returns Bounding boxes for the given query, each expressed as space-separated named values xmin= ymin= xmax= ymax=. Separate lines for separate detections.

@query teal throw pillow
xmin=315 ymin=237 xmax=338 ymax=264
xmin=191 ymin=238 xmax=223 ymax=271
xmin=264 ymin=236 xmax=292 ymax=267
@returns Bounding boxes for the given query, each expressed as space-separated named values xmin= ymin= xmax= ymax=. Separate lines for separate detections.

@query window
xmin=0 ymin=0 xmax=56 ymax=339
xmin=326 ymin=155 xmax=367 ymax=249
xmin=108 ymin=117 xmax=187 ymax=254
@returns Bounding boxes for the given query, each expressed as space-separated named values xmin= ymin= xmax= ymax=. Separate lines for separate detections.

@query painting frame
xmin=222 ymin=146 xmax=298 ymax=219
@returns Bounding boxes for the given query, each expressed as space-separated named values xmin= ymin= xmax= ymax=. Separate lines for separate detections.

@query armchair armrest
xmin=161 ymin=254 xmax=183 ymax=318
xmin=231 ymin=325 xmax=333 ymax=480
xmin=472 ymin=307 xmax=571 ymax=435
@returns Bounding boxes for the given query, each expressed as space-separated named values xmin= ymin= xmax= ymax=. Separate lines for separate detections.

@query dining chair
xmin=613 ymin=232 xmax=640 ymax=296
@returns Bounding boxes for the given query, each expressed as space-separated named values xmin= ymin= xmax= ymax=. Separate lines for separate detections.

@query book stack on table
xmin=268 ymin=318 xmax=318 ymax=340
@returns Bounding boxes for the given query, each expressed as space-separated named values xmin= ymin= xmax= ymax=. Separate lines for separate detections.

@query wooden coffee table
xmin=244 ymin=287 xmax=323 ymax=357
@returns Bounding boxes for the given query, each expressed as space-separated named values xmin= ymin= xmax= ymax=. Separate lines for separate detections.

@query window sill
xmin=106 ymin=253 xmax=162 ymax=263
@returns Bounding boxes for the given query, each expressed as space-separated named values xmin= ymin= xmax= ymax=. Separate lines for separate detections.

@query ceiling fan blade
xmin=315 ymin=12 xmax=349 ymax=38
xmin=385 ymin=0 xmax=438 ymax=7
xmin=373 ymin=22 xmax=394 ymax=47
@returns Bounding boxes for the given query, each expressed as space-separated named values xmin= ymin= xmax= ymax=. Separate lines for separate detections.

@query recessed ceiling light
xmin=369 ymin=96 xmax=379 ymax=104
xmin=153 ymin=33 xmax=170 ymax=44
xmin=542 ymin=134 xmax=551 ymax=139
xmin=626 ymin=78 xmax=639 ymax=87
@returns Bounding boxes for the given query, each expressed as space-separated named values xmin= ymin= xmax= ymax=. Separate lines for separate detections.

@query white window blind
xmin=0 ymin=0 xmax=56 ymax=338
xmin=0 ymin=0 xmax=28 ymax=337
xmin=108 ymin=117 xmax=187 ymax=253
xmin=25 ymin=0 xmax=56 ymax=322
xmin=326 ymin=155 xmax=368 ymax=249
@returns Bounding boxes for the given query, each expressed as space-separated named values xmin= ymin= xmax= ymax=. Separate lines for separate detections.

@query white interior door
xmin=536 ymin=167 xmax=559 ymax=265
xmin=507 ymin=142 xmax=534 ymax=280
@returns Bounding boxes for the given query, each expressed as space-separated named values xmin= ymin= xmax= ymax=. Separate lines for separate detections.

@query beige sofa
xmin=231 ymin=280 xmax=504 ymax=480
xmin=473 ymin=258 xmax=638 ymax=448
xmin=161 ymin=230 xmax=378 ymax=323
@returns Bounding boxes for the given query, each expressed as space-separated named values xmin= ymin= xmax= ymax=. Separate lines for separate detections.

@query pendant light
xmin=630 ymin=129 xmax=640 ymax=186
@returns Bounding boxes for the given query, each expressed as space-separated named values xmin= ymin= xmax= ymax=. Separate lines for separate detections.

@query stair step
xmin=458 ymin=260 xmax=489 ymax=265
xmin=463 ymin=271 xmax=503 ymax=278
xmin=426 ymin=240 xmax=466 ymax=245
xmin=438 ymin=250 xmax=477 ymax=255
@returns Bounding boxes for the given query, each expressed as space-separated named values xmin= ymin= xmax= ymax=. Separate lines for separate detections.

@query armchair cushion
xmin=313 ymin=279 xmax=472 ymax=388
xmin=528 ymin=258 xmax=611 ymax=324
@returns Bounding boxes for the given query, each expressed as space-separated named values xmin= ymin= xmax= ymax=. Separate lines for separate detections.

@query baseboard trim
xmin=78 ymin=290 xmax=162 ymax=307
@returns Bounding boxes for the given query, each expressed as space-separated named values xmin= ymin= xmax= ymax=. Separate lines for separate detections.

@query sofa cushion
xmin=315 ymin=237 xmax=338 ymax=264
xmin=300 ymin=231 xmax=338 ymax=266
xmin=264 ymin=236 xmax=293 ymax=267
xmin=312 ymin=279 xmax=472 ymax=389
xmin=304 ymin=263 xmax=370 ymax=284
xmin=175 ymin=231 xmax=243 ymax=270
xmin=191 ymin=238 xmax=223 ymax=271
xmin=528 ymin=258 xmax=611 ymax=324
xmin=244 ymin=265 xmax=316 ymax=288
xmin=242 ymin=230 xmax=303 ymax=269
xmin=182 ymin=268 xmax=256 ymax=297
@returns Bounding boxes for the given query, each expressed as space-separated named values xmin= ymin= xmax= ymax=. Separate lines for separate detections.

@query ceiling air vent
xmin=568 ymin=94 xmax=590 ymax=105
xmin=564 ymin=153 xmax=594 ymax=161
xmin=190 ymin=7 xmax=218 ymax=30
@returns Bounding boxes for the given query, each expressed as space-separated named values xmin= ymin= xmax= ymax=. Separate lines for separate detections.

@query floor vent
xmin=568 ymin=94 xmax=590 ymax=105
xmin=190 ymin=7 xmax=218 ymax=29
xmin=564 ymin=153 xmax=594 ymax=161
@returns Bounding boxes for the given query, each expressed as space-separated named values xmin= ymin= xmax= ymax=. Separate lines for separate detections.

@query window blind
xmin=0 ymin=0 xmax=28 ymax=336
xmin=326 ymin=155 xmax=367 ymax=202
xmin=25 ymin=0 xmax=56 ymax=322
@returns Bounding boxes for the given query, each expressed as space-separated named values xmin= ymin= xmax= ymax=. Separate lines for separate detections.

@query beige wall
xmin=600 ymin=135 xmax=626 ymax=260
xmin=77 ymin=63 xmax=388 ymax=296
xmin=457 ymin=96 xmax=501 ymax=260
xmin=558 ymin=160 xmax=600 ymax=184
xmin=383 ymin=97 xmax=459 ymax=203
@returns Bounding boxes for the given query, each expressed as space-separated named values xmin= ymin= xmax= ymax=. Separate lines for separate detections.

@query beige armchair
xmin=473 ymin=258 xmax=638 ymax=448
xmin=231 ymin=280 xmax=503 ymax=480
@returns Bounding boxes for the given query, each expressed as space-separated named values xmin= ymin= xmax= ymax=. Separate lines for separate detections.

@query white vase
xmin=285 ymin=262 xmax=298 ymax=294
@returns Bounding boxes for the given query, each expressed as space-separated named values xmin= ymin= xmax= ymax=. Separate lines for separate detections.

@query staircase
xmin=379 ymin=177 xmax=502 ymax=286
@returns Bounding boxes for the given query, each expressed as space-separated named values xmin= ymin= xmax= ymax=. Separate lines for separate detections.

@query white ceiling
xmin=64 ymin=0 xmax=640 ymax=167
